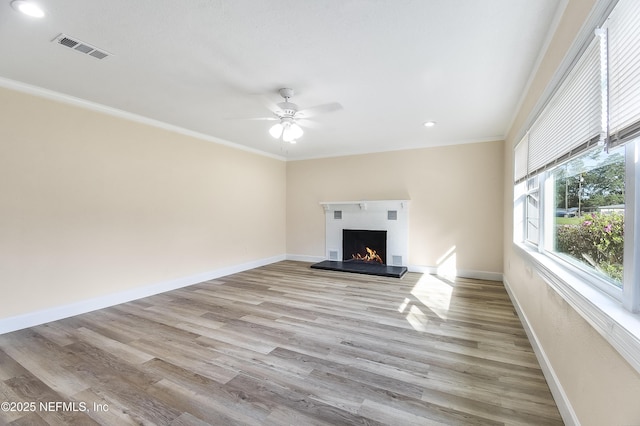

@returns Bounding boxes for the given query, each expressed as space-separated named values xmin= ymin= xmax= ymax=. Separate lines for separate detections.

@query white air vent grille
xmin=52 ymin=34 xmax=111 ymax=59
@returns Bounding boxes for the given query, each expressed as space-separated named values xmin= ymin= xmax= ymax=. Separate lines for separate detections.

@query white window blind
xmin=514 ymin=133 xmax=528 ymax=182
xmin=527 ymin=38 xmax=602 ymax=174
xmin=608 ymin=0 xmax=640 ymax=140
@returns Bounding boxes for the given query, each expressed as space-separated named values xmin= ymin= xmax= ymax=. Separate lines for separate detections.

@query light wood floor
xmin=0 ymin=261 xmax=562 ymax=425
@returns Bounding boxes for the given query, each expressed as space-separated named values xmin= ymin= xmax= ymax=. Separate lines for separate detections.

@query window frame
xmin=517 ymin=117 xmax=639 ymax=307
xmin=514 ymin=138 xmax=640 ymax=375
xmin=525 ymin=176 xmax=540 ymax=246
xmin=543 ymin=144 xmax=627 ymax=300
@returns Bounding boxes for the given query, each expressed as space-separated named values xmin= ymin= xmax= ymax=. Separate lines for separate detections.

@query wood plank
xmin=0 ymin=261 xmax=562 ymax=425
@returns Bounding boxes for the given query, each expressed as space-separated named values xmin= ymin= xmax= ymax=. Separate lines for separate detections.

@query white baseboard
xmin=0 ymin=254 xmax=285 ymax=335
xmin=456 ymin=269 xmax=503 ymax=281
xmin=407 ymin=264 xmax=438 ymax=274
xmin=502 ymin=276 xmax=579 ymax=426
xmin=408 ymin=264 xmax=503 ymax=282
xmin=286 ymin=254 xmax=325 ymax=263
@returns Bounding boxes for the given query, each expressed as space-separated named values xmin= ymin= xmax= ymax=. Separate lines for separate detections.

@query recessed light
xmin=423 ymin=121 xmax=436 ymax=127
xmin=10 ymin=0 xmax=45 ymax=18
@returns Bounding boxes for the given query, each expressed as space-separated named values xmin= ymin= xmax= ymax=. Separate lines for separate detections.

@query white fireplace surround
xmin=320 ymin=200 xmax=409 ymax=266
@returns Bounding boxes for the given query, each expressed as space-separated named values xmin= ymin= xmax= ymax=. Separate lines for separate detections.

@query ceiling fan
xmin=246 ymin=88 xmax=342 ymax=143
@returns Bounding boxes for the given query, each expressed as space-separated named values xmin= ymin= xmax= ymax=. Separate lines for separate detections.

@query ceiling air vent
xmin=52 ymin=33 xmax=111 ymax=60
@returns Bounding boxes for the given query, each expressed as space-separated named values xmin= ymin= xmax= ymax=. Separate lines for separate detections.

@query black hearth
xmin=311 ymin=228 xmax=407 ymax=278
xmin=310 ymin=260 xmax=407 ymax=278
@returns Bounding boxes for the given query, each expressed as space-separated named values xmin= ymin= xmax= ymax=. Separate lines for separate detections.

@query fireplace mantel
xmin=320 ymin=200 xmax=409 ymax=212
xmin=320 ymin=199 xmax=410 ymax=267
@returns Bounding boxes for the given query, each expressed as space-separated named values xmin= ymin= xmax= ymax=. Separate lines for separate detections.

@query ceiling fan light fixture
xmin=282 ymin=126 xmax=295 ymax=143
xmin=269 ymin=122 xmax=283 ymax=138
xmin=282 ymin=122 xmax=304 ymax=142
xmin=289 ymin=123 xmax=304 ymax=139
xmin=10 ymin=0 xmax=44 ymax=17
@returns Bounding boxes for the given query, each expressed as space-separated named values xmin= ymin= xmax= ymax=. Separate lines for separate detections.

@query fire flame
xmin=352 ymin=247 xmax=383 ymax=264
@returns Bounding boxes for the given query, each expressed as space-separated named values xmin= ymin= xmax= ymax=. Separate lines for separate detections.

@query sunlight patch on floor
xmin=405 ymin=304 xmax=429 ymax=331
xmin=411 ymin=274 xmax=453 ymax=321
xmin=398 ymin=297 xmax=410 ymax=313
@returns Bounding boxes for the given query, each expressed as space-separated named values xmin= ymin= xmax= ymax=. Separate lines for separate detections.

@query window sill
xmin=514 ymin=242 xmax=640 ymax=375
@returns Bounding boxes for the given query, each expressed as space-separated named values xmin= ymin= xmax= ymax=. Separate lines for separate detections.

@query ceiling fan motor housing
xmin=277 ymin=88 xmax=299 ymax=117
xmin=279 ymin=88 xmax=295 ymax=99
xmin=278 ymin=103 xmax=298 ymax=117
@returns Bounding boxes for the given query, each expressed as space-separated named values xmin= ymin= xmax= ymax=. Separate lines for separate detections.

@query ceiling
xmin=0 ymin=0 xmax=563 ymax=160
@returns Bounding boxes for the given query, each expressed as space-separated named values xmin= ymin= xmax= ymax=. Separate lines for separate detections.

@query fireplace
xmin=310 ymin=200 xmax=409 ymax=278
xmin=343 ymin=229 xmax=387 ymax=264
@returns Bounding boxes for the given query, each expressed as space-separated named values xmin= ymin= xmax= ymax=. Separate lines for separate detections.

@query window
xmin=549 ymin=144 xmax=626 ymax=289
xmin=514 ymin=0 xmax=640 ymax=314
xmin=513 ymin=0 xmax=640 ymax=373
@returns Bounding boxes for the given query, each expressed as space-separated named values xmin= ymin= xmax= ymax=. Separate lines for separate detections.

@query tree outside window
xmin=553 ymin=146 xmax=625 ymax=286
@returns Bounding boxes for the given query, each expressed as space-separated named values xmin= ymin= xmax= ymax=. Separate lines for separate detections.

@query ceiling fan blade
xmin=296 ymin=102 xmax=343 ymax=118
xmin=296 ymin=118 xmax=321 ymax=129
xmin=257 ymin=95 xmax=284 ymax=114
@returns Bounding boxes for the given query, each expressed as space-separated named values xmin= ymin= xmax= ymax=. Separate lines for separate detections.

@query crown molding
xmin=0 ymin=76 xmax=286 ymax=161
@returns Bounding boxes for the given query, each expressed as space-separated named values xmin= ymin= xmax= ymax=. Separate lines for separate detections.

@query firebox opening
xmin=343 ymin=229 xmax=387 ymax=265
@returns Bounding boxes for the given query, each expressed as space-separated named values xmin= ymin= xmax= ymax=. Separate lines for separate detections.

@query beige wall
xmin=0 ymin=87 xmax=286 ymax=320
xmin=287 ymin=141 xmax=504 ymax=275
xmin=7 ymin=2 xmax=639 ymax=420
xmin=503 ymin=0 xmax=640 ymax=424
